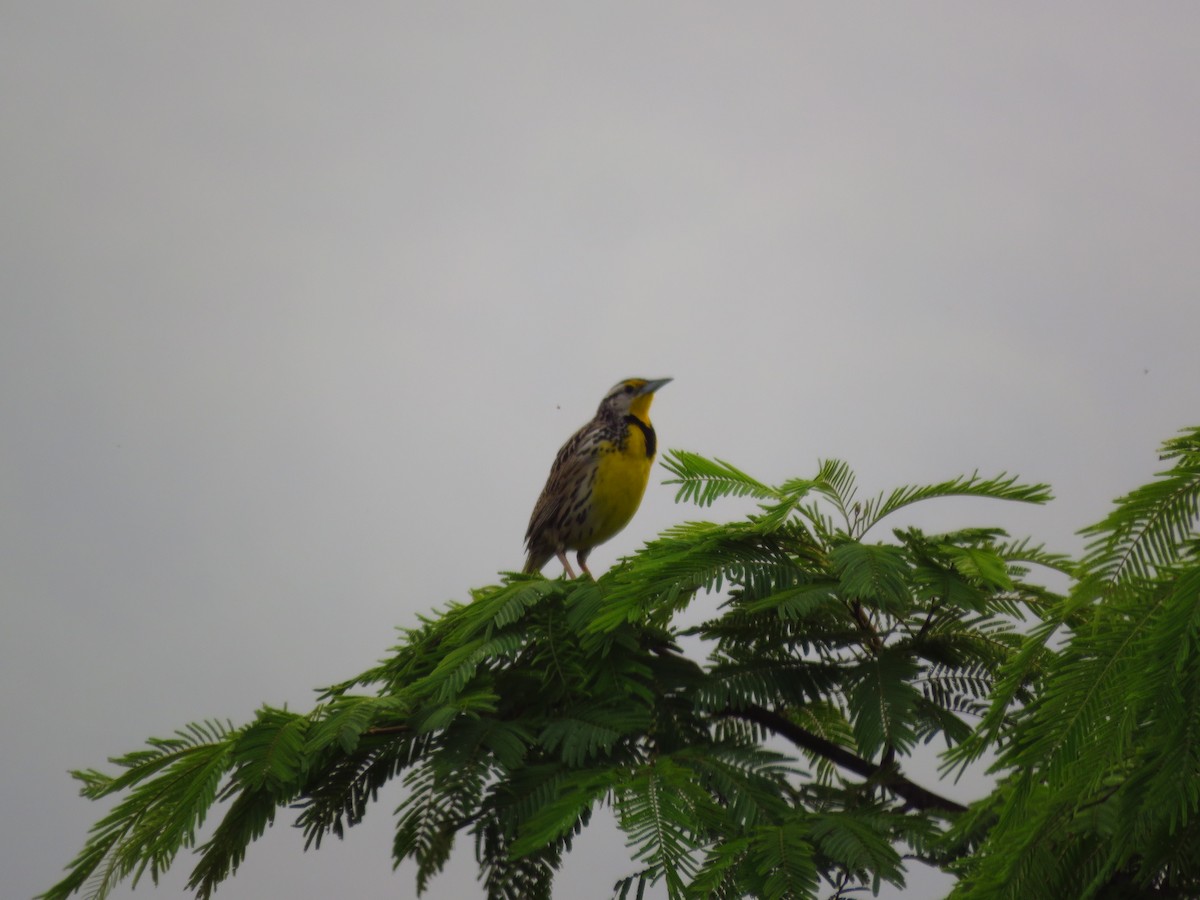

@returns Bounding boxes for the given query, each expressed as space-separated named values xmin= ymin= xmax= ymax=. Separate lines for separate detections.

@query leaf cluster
xmin=948 ymin=426 xmax=1200 ymax=900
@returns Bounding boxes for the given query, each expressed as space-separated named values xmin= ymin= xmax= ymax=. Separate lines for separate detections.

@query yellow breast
xmin=587 ymin=424 xmax=654 ymax=546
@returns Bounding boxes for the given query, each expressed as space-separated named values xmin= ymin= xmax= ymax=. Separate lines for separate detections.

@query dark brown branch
xmin=724 ymin=703 xmax=968 ymax=816
xmin=848 ymin=598 xmax=884 ymax=654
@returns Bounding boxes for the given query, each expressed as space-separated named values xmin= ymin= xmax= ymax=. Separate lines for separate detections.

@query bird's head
xmin=598 ymin=377 xmax=672 ymax=421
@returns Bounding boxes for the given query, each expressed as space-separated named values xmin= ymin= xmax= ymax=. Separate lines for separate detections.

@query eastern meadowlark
xmin=524 ymin=377 xmax=672 ymax=578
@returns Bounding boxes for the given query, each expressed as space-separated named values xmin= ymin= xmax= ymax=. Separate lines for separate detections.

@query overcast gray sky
xmin=3 ymin=4 xmax=1198 ymax=899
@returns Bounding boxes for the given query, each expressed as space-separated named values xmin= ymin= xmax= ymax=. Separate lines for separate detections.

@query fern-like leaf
xmin=39 ymin=722 xmax=238 ymax=900
xmin=661 ymin=450 xmax=781 ymax=507
xmin=1078 ymin=425 xmax=1200 ymax=588
xmin=846 ymin=648 xmax=922 ymax=759
xmin=616 ymin=758 xmax=712 ymax=899
xmin=857 ymin=473 xmax=1053 ymax=539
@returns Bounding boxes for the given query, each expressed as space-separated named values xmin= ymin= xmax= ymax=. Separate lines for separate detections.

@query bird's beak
xmin=637 ymin=377 xmax=672 ymax=396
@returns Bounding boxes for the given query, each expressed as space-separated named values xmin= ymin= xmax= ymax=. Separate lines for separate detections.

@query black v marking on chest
xmin=624 ymin=415 xmax=657 ymax=458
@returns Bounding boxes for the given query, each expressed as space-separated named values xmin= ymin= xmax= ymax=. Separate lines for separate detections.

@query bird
xmin=524 ymin=377 xmax=672 ymax=579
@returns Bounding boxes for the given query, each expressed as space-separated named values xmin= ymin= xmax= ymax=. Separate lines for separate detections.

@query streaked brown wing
xmin=524 ymin=422 xmax=601 ymax=547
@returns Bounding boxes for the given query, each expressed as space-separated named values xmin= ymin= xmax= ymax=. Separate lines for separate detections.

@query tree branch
xmin=724 ymin=704 xmax=967 ymax=816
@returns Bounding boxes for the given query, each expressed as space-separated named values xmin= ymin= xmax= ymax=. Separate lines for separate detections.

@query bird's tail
xmin=523 ymin=548 xmax=552 ymax=574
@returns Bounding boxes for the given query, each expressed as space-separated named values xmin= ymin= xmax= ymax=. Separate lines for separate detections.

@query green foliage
xmin=58 ymin=429 xmax=1200 ymax=900
xmin=1078 ymin=426 xmax=1200 ymax=588
xmin=662 ymin=451 xmax=782 ymax=508
xmin=949 ymin=425 xmax=1200 ymax=900
xmin=46 ymin=720 xmax=237 ymax=900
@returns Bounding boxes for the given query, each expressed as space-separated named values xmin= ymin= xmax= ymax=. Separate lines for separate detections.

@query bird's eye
xmin=624 ymin=384 xmax=635 ymax=394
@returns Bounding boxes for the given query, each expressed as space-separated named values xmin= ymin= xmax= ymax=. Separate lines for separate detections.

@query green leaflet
xmin=661 ymin=450 xmax=782 ymax=507
xmin=847 ymin=648 xmax=923 ymax=759
xmin=831 ymin=541 xmax=912 ymax=613
xmin=229 ymin=707 xmax=310 ymax=791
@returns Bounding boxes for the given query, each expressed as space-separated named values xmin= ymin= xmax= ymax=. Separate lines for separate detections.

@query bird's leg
xmin=555 ymin=549 xmax=577 ymax=579
xmin=577 ymin=550 xmax=594 ymax=580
